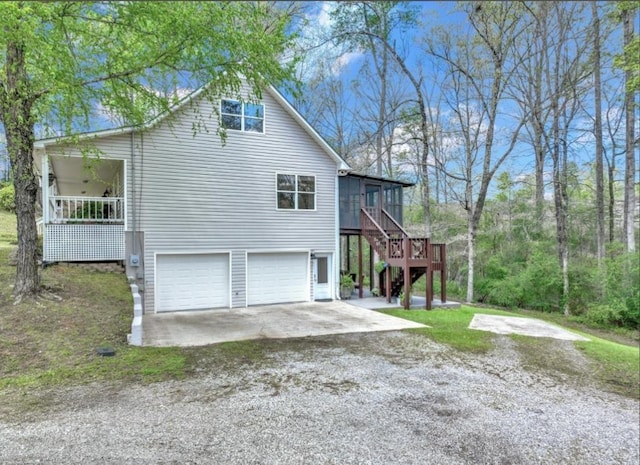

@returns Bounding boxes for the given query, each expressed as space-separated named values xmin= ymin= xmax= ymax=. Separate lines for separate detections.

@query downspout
xmin=130 ymin=131 xmax=137 ymax=256
xmin=335 ymin=168 xmax=342 ymax=300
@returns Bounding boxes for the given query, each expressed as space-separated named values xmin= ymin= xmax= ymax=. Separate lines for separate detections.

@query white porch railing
xmin=48 ymin=196 xmax=124 ymax=224
xmin=43 ymin=196 xmax=125 ymax=261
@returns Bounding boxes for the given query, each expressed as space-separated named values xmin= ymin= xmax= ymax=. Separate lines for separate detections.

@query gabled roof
xmin=34 ymin=84 xmax=351 ymax=172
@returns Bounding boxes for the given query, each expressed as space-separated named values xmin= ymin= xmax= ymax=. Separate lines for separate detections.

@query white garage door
xmin=247 ymin=252 xmax=309 ymax=306
xmin=156 ymin=253 xmax=229 ymax=312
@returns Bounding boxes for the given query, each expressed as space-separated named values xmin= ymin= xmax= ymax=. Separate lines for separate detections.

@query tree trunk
xmin=465 ymin=174 xmax=474 ymax=303
xmin=608 ymin=162 xmax=616 ymax=243
xmin=375 ymin=46 xmax=387 ymax=177
xmin=465 ymin=219 xmax=476 ymax=304
xmin=552 ymin=141 xmax=570 ymax=316
xmin=1 ymin=41 xmax=40 ymax=298
xmin=592 ymin=2 xmax=605 ymax=268
xmin=534 ymin=130 xmax=545 ymax=232
xmin=533 ymin=13 xmax=547 ymax=232
xmin=622 ymin=9 xmax=636 ymax=252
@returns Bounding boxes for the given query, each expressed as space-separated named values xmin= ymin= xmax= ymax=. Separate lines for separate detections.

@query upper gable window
xmin=221 ymin=99 xmax=264 ymax=133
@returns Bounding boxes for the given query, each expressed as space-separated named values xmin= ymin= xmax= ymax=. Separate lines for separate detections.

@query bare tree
xmin=602 ymin=82 xmax=626 ymax=243
xmin=543 ymin=2 xmax=591 ymax=315
xmin=294 ymin=54 xmax=360 ymax=163
xmin=592 ymin=2 xmax=606 ymax=267
xmin=332 ymin=1 xmax=434 ymax=235
xmin=621 ymin=5 xmax=637 ymax=252
xmin=424 ymin=2 xmax=529 ymax=303
xmin=509 ymin=1 xmax=553 ymax=233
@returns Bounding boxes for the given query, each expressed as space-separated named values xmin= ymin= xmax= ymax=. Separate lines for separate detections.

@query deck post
xmin=426 ymin=266 xmax=432 ymax=310
xmin=403 ymin=238 xmax=411 ymax=309
xmin=441 ymin=244 xmax=447 ymax=303
xmin=358 ymin=234 xmax=363 ymax=298
xmin=369 ymin=244 xmax=374 ymax=293
xmin=385 ymin=261 xmax=392 ymax=303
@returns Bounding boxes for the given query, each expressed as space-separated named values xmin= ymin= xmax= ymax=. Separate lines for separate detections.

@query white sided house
xmin=34 ymin=83 xmax=350 ymax=320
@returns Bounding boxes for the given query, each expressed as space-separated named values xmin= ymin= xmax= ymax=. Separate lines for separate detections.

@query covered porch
xmin=37 ymin=153 xmax=126 ymax=263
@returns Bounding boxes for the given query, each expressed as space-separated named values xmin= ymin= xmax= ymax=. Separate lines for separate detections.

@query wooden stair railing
xmin=360 ymin=208 xmax=446 ymax=310
xmin=361 ymin=207 xmax=389 ymax=261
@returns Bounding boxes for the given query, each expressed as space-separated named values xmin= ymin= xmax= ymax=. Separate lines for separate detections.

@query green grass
xmin=0 ymin=212 xmax=278 ymax=402
xmin=384 ymin=305 xmax=518 ymax=353
xmin=384 ymin=305 xmax=640 ymax=399
xmin=1 ymin=207 xmax=637 ymax=403
xmin=575 ymin=337 xmax=640 ymax=397
xmin=0 ymin=246 xmax=192 ymax=394
xmin=1 ymin=210 xmax=192 ymax=393
xmin=0 ymin=210 xmax=17 ymax=247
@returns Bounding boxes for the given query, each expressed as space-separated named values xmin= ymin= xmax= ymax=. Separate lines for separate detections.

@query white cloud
xmin=316 ymin=2 xmax=333 ymax=27
xmin=331 ymin=52 xmax=362 ymax=76
xmin=294 ymin=2 xmax=363 ymax=80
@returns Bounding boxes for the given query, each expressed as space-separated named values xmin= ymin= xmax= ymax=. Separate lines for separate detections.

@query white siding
xmin=44 ymin=83 xmax=339 ymax=312
xmin=231 ymin=250 xmax=246 ymax=308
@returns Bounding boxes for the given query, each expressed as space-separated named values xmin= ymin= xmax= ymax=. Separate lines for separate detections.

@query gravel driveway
xmin=1 ymin=331 xmax=638 ymax=465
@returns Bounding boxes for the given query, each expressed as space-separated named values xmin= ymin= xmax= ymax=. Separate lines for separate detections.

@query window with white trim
xmin=277 ymin=174 xmax=316 ymax=210
xmin=221 ymin=99 xmax=264 ymax=133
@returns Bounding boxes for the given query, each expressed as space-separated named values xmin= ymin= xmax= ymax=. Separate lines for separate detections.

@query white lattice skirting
xmin=45 ymin=224 xmax=125 ymax=262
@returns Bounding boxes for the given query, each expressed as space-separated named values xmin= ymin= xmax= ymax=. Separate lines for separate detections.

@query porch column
xmin=41 ymin=154 xmax=48 ymax=224
xmin=41 ymin=154 xmax=48 ymax=261
xmin=346 ymin=235 xmax=351 ymax=272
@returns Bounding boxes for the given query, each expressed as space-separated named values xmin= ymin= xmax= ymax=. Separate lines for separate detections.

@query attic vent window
xmin=221 ymin=99 xmax=264 ymax=133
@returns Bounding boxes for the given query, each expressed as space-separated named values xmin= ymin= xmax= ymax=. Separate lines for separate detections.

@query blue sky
xmin=1 ymin=1 xmax=637 ymax=194
xmin=295 ymin=1 xmax=637 ymax=193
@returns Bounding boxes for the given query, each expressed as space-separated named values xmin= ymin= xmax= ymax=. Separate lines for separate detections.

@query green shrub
xmin=479 ymin=247 xmax=562 ymax=312
xmin=474 ymin=256 xmax=509 ymax=302
xmin=579 ymin=296 xmax=639 ymax=329
xmin=580 ymin=304 xmax=624 ymax=327
xmin=621 ymin=290 xmax=640 ymax=328
xmin=444 ymin=280 xmax=463 ymax=299
xmin=567 ymin=263 xmax=598 ymax=315
xmin=518 ymin=249 xmax=562 ymax=312
xmin=0 ymin=184 xmax=15 ymax=212
xmin=602 ymin=251 xmax=640 ymax=329
xmin=487 ymin=275 xmax=524 ymax=309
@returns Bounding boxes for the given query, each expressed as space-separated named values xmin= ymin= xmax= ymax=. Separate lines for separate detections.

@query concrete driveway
xmin=469 ymin=314 xmax=590 ymax=341
xmin=142 ymin=301 xmax=426 ymax=347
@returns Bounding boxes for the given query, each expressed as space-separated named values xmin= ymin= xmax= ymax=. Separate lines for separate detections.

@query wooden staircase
xmin=360 ymin=207 xmax=446 ymax=309
xmin=386 ymin=267 xmax=425 ymax=298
